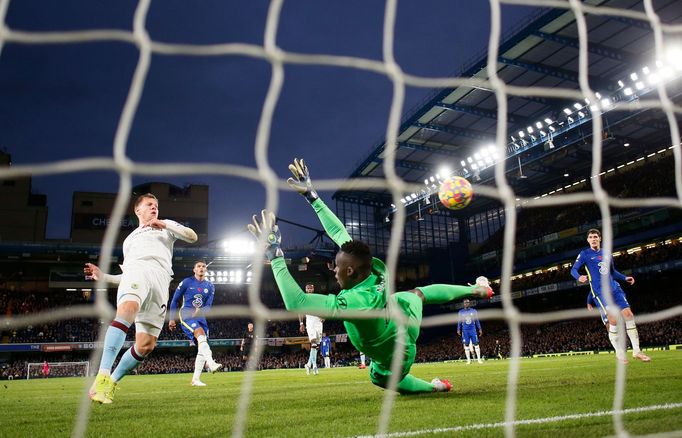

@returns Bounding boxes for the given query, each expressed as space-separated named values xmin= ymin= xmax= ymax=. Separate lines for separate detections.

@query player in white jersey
xmin=299 ymin=283 xmax=323 ymax=375
xmin=85 ymin=193 xmax=198 ymax=404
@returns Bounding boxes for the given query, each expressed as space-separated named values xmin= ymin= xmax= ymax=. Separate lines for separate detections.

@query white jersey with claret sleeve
xmin=121 ymin=219 xmax=182 ymax=276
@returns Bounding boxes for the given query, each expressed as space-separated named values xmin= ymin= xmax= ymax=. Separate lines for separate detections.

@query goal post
xmin=26 ymin=361 xmax=90 ymax=380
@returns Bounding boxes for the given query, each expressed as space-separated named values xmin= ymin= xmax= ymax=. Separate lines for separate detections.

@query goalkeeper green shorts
xmin=368 ymin=291 xmax=423 ymax=387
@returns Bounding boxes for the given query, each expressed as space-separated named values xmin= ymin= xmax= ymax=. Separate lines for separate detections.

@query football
xmin=437 ymin=176 xmax=473 ymax=210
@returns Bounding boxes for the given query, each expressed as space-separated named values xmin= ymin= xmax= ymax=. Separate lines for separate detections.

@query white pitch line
xmin=355 ymin=402 xmax=682 ymax=437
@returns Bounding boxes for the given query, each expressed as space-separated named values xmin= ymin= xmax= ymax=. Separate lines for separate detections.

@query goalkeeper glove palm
xmin=287 ymin=158 xmax=319 ymax=204
xmin=247 ymin=210 xmax=284 ymax=261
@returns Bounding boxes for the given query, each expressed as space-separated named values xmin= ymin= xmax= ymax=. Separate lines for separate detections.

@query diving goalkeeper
xmin=247 ymin=159 xmax=493 ymax=394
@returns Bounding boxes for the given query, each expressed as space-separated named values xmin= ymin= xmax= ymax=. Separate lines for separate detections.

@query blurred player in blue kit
xmin=320 ymin=333 xmax=332 ymax=368
xmin=457 ymin=295 xmax=483 ymax=364
xmin=571 ymin=228 xmax=650 ymax=364
xmin=169 ymin=260 xmax=222 ymax=386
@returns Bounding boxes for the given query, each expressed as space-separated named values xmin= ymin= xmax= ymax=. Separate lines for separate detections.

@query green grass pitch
xmin=1 ymin=350 xmax=681 ymax=437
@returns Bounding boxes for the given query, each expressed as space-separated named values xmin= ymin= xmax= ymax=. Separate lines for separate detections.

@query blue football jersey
xmin=457 ymin=308 xmax=481 ymax=332
xmin=571 ymin=247 xmax=627 ymax=296
xmin=320 ymin=336 xmax=331 ymax=355
xmin=169 ymin=276 xmax=215 ymax=321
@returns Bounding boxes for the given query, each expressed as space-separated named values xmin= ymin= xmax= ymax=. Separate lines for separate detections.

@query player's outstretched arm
xmin=287 ymin=158 xmax=352 ymax=246
xmin=84 ymin=262 xmax=122 ymax=285
xmin=159 ymin=219 xmax=198 ymax=243
xmin=248 ymin=210 xmax=330 ymax=314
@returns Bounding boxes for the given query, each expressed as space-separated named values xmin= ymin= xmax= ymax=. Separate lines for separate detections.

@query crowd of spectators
xmin=439 ymin=315 xmax=682 ymax=360
xmin=475 ymin=156 xmax=679 ymax=257
xmin=0 ymin=286 xmax=348 ymax=343
xmin=499 ymin=239 xmax=682 ymax=293
xmin=2 ymin=313 xmax=680 ymax=379
xmin=2 ymin=241 xmax=680 ymax=347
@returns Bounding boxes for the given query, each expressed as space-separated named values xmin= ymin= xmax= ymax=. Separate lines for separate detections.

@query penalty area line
xmin=356 ymin=402 xmax=682 ymax=437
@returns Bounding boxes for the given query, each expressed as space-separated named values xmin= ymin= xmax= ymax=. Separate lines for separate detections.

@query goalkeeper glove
xmin=247 ymin=210 xmax=284 ymax=261
xmin=287 ymin=158 xmax=319 ymax=204
xmin=472 ymin=276 xmax=494 ymax=299
xmin=475 ymin=276 xmax=490 ymax=288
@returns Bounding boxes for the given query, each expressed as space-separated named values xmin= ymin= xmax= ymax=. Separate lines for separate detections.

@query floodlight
xmin=224 ymin=239 xmax=255 ymax=255
xmin=665 ymin=47 xmax=682 ymax=70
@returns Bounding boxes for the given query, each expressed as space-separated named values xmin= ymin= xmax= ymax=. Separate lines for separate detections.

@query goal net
xmin=26 ymin=362 xmax=90 ymax=380
xmin=0 ymin=0 xmax=681 ymax=437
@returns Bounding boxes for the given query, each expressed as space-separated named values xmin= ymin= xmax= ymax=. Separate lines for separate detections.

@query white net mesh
xmin=0 ymin=0 xmax=681 ymax=437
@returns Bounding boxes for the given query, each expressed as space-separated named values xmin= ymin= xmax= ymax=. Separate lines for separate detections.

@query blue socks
xmin=112 ymin=345 xmax=145 ymax=382
xmin=99 ymin=318 xmax=130 ymax=373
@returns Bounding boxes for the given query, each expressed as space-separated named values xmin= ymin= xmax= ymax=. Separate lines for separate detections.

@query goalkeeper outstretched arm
xmin=271 ymin=258 xmax=333 ymax=314
xmin=248 ymin=210 xmax=335 ymax=314
xmin=287 ymin=158 xmax=352 ymax=247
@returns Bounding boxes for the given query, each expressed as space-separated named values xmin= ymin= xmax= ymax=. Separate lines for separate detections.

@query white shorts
xmin=307 ymin=321 xmax=323 ymax=343
xmin=117 ymin=267 xmax=171 ymax=338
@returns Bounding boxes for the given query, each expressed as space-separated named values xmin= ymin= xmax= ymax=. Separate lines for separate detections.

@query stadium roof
xmin=334 ymin=0 xmax=682 ymax=215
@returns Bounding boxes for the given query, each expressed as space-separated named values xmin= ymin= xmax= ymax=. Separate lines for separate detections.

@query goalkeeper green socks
xmin=397 ymin=374 xmax=437 ymax=394
xmin=418 ymin=284 xmax=474 ymax=305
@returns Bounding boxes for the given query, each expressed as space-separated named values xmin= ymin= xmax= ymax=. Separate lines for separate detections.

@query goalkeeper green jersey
xmin=270 ymin=198 xmax=478 ymax=393
xmin=270 ymin=198 xmax=419 ymax=371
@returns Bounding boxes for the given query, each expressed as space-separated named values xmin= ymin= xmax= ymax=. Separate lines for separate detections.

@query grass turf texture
xmin=1 ymin=350 xmax=680 ymax=437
